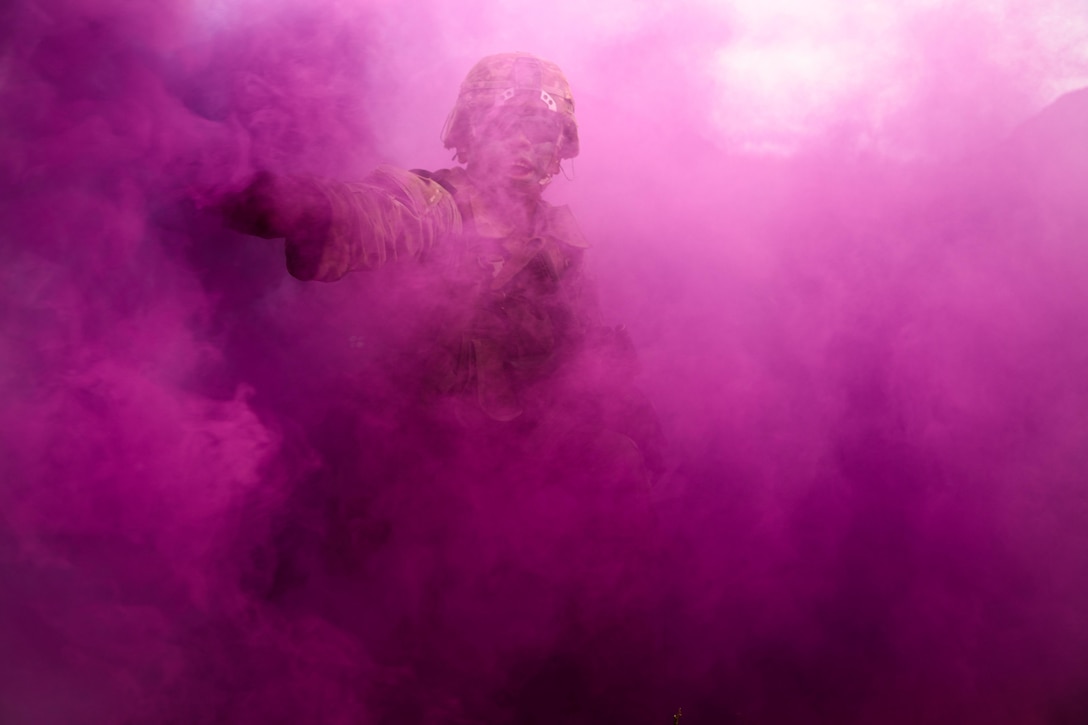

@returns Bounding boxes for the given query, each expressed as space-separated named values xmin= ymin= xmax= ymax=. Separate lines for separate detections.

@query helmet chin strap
xmin=538 ymin=133 xmax=564 ymax=186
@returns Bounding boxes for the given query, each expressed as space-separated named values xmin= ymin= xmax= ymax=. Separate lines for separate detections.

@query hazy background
xmin=3 ymin=0 xmax=1088 ymax=722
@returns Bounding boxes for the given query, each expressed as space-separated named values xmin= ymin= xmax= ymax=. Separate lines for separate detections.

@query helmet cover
xmin=443 ymin=52 xmax=579 ymax=161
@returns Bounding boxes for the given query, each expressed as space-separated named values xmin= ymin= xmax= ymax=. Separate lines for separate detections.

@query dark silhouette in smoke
xmin=209 ymin=50 xmax=666 ymax=722
xmin=4 ymin=0 xmax=1088 ymax=723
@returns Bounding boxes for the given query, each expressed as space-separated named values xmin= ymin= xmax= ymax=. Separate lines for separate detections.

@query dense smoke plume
xmin=2 ymin=0 xmax=1088 ymax=722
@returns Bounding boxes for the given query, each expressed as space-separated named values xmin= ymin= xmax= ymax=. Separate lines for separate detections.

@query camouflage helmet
xmin=442 ymin=52 xmax=579 ymax=162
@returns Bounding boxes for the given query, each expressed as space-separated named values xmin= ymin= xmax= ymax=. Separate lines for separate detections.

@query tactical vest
xmin=413 ymin=167 xmax=597 ymax=422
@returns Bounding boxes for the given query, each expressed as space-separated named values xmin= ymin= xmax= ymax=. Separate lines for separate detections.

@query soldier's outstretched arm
xmin=220 ymin=166 xmax=461 ymax=282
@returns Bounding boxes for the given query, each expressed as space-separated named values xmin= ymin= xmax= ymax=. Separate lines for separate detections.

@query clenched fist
xmin=219 ymin=171 xmax=332 ymax=241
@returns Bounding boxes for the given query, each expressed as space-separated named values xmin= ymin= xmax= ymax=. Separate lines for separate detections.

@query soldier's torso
xmin=420 ymin=167 xmax=596 ymax=421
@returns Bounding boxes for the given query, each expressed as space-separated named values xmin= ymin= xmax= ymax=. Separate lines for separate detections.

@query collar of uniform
xmin=434 ymin=165 xmax=591 ymax=257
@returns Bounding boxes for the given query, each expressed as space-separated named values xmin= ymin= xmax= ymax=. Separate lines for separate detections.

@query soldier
xmin=222 ymin=51 xmax=662 ymax=472
xmin=221 ymin=52 xmax=664 ymax=720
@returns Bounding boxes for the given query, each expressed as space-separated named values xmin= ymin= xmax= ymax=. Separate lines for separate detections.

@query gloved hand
xmin=218 ymin=171 xmax=332 ymax=241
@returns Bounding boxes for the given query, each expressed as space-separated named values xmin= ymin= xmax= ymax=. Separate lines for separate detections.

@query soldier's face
xmin=468 ymin=106 xmax=565 ymax=192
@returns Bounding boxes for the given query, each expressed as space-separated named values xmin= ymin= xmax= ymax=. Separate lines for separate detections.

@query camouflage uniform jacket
xmin=283 ymin=165 xmax=603 ymax=423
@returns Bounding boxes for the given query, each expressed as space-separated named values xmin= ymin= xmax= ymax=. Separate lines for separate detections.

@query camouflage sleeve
xmin=285 ymin=165 xmax=462 ymax=281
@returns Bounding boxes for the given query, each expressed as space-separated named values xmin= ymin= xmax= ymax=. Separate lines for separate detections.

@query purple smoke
xmin=3 ymin=0 xmax=1088 ymax=722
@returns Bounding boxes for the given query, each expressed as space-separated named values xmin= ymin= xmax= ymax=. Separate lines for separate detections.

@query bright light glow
xmin=387 ymin=0 xmax=1088 ymax=155
xmin=697 ymin=0 xmax=1088 ymax=153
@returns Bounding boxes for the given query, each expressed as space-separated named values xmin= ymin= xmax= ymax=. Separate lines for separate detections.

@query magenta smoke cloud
xmin=2 ymin=0 xmax=1088 ymax=722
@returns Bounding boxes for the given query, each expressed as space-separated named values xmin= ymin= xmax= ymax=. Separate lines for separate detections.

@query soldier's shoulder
xmin=358 ymin=165 xmax=454 ymax=210
xmin=410 ymin=167 xmax=469 ymax=195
